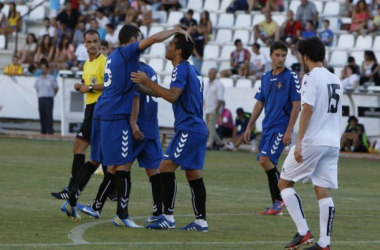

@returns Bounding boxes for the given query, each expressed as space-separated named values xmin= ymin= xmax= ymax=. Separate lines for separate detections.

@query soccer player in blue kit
xmin=243 ymin=41 xmax=301 ymax=216
xmin=131 ymin=34 xmax=209 ymax=232
xmin=76 ymin=61 xmax=163 ymax=224
xmin=60 ymin=25 xmax=190 ymax=227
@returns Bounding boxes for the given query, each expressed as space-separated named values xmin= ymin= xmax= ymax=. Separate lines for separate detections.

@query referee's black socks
xmin=150 ymin=174 xmax=163 ymax=216
xmin=68 ymin=154 xmax=85 ymax=190
xmin=116 ymin=171 xmax=131 ymax=220
xmin=189 ymin=178 xmax=207 ymax=220
xmin=266 ymin=166 xmax=282 ymax=203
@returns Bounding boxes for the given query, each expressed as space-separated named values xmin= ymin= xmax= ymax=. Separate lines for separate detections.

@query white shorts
xmin=280 ymin=146 xmax=339 ymax=189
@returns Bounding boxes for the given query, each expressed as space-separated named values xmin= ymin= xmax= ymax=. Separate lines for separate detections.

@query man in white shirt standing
xmin=39 ymin=17 xmax=56 ymax=39
xmin=204 ymin=68 xmax=224 ymax=150
xmin=248 ymin=43 xmax=267 ymax=78
xmin=278 ymin=37 xmax=342 ymax=250
xmin=96 ymin=7 xmax=110 ymax=29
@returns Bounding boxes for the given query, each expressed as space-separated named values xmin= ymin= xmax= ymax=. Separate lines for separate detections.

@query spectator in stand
xmin=49 ymin=0 xmax=60 ymax=18
xmin=137 ymin=0 xmax=158 ymax=26
xmin=56 ymin=1 xmax=81 ymax=31
xmin=125 ymin=1 xmax=139 ymax=26
xmin=39 ymin=18 xmax=56 ymax=40
xmin=35 ymin=35 xmax=55 ymax=63
xmin=100 ymin=0 xmax=116 ymax=17
xmin=248 ymin=0 xmax=265 ymax=11
xmin=100 ymin=40 xmax=110 ymax=56
xmin=253 ymin=10 xmax=278 ymax=46
xmin=341 ymin=116 xmax=369 ymax=152
xmin=113 ymin=0 xmax=129 ymax=25
xmin=189 ymin=25 xmax=205 ymax=72
xmin=216 ymin=101 xmax=234 ymax=140
xmin=105 ymin=23 xmax=119 ymax=50
xmin=34 ymin=59 xmax=58 ymax=135
xmin=74 ymin=37 xmax=88 ymax=70
xmin=275 ymin=10 xmax=302 ymax=43
xmin=341 ymin=65 xmax=360 ymax=91
xmin=0 ymin=3 xmax=7 ymax=30
xmin=319 ymin=19 xmax=334 ymax=47
xmin=18 ymin=33 xmax=38 ymax=65
xmin=220 ymin=39 xmax=251 ymax=78
xmin=0 ymin=2 xmax=21 ymax=48
xmin=56 ymin=21 xmax=72 ymax=45
xmin=90 ymin=18 xmax=106 ymax=40
xmin=371 ymin=4 xmax=380 ymax=34
xmin=295 ymin=0 xmax=319 ymax=28
xmin=3 ymin=56 xmax=23 ymax=76
xmin=96 ymin=7 xmax=111 ymax=29
xmin=261 ymin=0 xmax=285 ymax=12
xmin=54 ymin=34 xmax=75 ymax=70
xmin=27 ymin=64 xmax=42 ymax=77
xmin=204 ymin=68 xmax=225 ymax=151
xmin=285 ymin=41 xmax=301 ymax=74
xmin=179 ymin=9 xmax=197 ymax=31
xmin=345 ymin=0 xmax=374 ymax=17
xmin=248 ymin=43 xmax=267 ymax=78
xmin=350 ymin=0 xmax=372 ymax=34
xmin=225 ymin=108 xmax=258 ymax=152
xmin=73 ymin=20 xmax=86 ymax=48
xmin=199 ymin=11 xmax=213 ymax=43
xmin=360 ymin=50 xmax=378 ymax=85
xmin=373 ymin=0 xmax=380 ymax=15
xmin=347 ymin=56 xmax=361 ymax=75
xmin=151 ymin=0 xmax=162 ymax=11
xmin=161 ymin=0 xmax=181 ymax=12
xmin=301 ymin=20 xmax=316 ymax=39
xmin=227 ymin=0 xmax=249 ymax=13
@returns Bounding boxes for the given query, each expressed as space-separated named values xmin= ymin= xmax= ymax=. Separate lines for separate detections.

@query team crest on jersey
xmin=277 ymin=82 xmax=283 ymax=89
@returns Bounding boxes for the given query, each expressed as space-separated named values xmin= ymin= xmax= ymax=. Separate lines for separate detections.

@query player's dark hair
xmin=297 ymin=37 xmax=325 ymax=63
xmin=252 ymin=43 xmax=260 ymax=50
xmin=173 ymin=34 xmax=195 ymax=60
xmin=270 ymin=40 xmax=288 ymax=55
xmin=84 ymin=29 xmax=100 ymax=40
xmin=119 ymin=24 xmax=141 ymax=45
xmin=101 ymin=40 xmax=109 ymax=48
xmin=234 ymin=39 xmax=242 ymax=46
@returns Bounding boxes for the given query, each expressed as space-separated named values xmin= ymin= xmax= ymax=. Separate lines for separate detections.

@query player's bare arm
xmin=131 ymin=95 xmax=144 ymax=140
xmin=136 ymin=83 xmax=159 ymax=97
xmin=244 ymin=100 xmax=264 ymax=143
xmin=284 ymin=100 xmax=301 ymax=146
xmin=131 ymin=71 xmax=183 ymax=103
xmin=294 ymin=103 xmax=313 ymax=163
xmin=138 ymin=28 xmax=191 ymax=51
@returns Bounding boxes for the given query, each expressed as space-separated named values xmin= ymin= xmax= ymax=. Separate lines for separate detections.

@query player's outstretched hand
xmin=74 ymin=83 xmax=81 ymax=91
xmin=176 ymin=28 xmax=192 ymax=42
xmin=294 ymin=141 xmax=303 ymax=163
xmin=131 ymin=71 xmax=149 ymax=85
xmin=132 ymin=123 xmax=144 ymax=141
xmin=243 ymin=128 xmax=251 ymax=144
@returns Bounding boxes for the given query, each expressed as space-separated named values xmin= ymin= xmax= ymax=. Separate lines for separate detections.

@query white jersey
xmin=301 ymin=67 xmax=342 ymax=148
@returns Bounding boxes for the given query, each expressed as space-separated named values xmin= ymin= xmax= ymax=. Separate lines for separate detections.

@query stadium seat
xmin=188 ymin=0 xmax=203 ymax=11
xmin=149 ymin=58 xmax=164 ymax=72
xmin=220 ymin=0 xmax=231 ymax=12
xmin=220 ymin=45 xmax=236 ymax=60
xmin=2 ymin=4 xmax=9 ymax=16
xmin=0 ymin=35 xmax=5 ymax=49
xmin=325 ymin=51 xmax=330 ymax=63
xmin=28 ymin=5 xmax=44 ymax=20
xmin=219 ymin=61 xmax=231 ymax=72
xmin=234 ymin=14 xmax=252 ymax=29
xmin=156 ymin=11 xmax=167 ymax=23
xmin=252 ymin=14 xmax=265 ymax=26
xmin=272 ymin=15 xmax=286 ymax=26
xmin=163 ymin=61 xmax=174 ymax=74
xmin=254 ymin=80 xmax=261 ymax=88
xmin=163 ymin=75 xmax=172 ymax=85
xmin=333 ymin=67 xmax=344 ymax=78
xmin=355 ymin=35 xmax=373 ymax=49
xmin=204 ymin=0 xmax=220 ymax=12
xmin=140 ymin=25 xmax=148 ymax=38
xmin=336 ymin=34 xmax=355 ymax=49
xmin=17 ymin=5 xmax=29 ymax=18
xmin=165 ymin=11 xmax=183 ymax=26
xmin=314 ymin=1 xmax=324 ymax=14
xmin=350 ymin=51 xmax=364 ymax=67
xmin=148 ymin=26 xmax=164 ymax=37
xmin=193 ymin=11 xmax=200 ymax=23
xmin=376 ymin=52 xmax=380 ymax=62
xmin=217 ymin=13 xmax=234 ymax=28
xmin=139 ymin=57 xmax=146 ymax=63
xmin=289 ymin=0 xmax=301 ymax=13
xmin=220 ymin=77 xmax=234 ymax=87
xmin=328 ymin=17 xmax=339 ymax=31
xmin=209 ymin=12 xmax=217 ymax=26
xmin=156 ymin=74 xmax=161 ymax=84
xmin=203 ymin=44 xmax=220 ymax=60
xmin=148 ymin=43 xmax=166 ymax=58
xmin=232 ymin=30 xmax=250 ymax=45
xmin=322 ymin=2 xmax=340 ymax=16
xmin=329 ymin=50 xmax=348 ymax=66
xmin=236 ymin=79 xmax=252 ymax=88
xmin=372 ymin=36 xmax=380 ymax=50
xmin=213 ymin=29 xmax=233 ymax=44
xmin=201 ymin=60 xmax=218 ymax=75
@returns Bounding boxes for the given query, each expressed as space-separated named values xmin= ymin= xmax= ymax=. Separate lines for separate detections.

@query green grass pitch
xmin=0 ymin=137 xmax=379 ymax=250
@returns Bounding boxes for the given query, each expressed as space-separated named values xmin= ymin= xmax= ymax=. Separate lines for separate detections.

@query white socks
xmin=163 ymin=214 xmax=175 ymax=222
xmin=281 ymin=188 xmax=309 ymax=235
xmin=318 ymin=197 xmax=335 ymax=248
xmin=195 ymin=219 xmax=208 ymax=227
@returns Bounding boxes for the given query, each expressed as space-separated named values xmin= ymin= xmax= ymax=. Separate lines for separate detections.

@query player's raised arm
xmin=138 ymin=27 xmax=191 ymax=51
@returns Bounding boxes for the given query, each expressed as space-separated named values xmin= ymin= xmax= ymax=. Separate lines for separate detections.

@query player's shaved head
xmin=119 ymin=24 xmax=141 ymax=45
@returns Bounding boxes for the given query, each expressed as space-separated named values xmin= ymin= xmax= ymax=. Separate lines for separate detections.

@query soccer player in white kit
xmin=278 ymin=37 xmax=342 ymax=250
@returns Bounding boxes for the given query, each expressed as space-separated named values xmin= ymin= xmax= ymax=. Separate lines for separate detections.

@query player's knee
xmin=185 ymin=170 xmax=202 ymax=181
xmin=146 ymin=168 xmax=159 ymax=177
xmin=259 ymin=157 xmax=271 ymax=168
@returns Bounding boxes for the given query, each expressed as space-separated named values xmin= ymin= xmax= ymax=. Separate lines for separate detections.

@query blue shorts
xmin=164 ymin=130 xmax=207 ymax=170
xmin=91 ymin=115 xmax=133 ymax=166
xmin=256 ymin=132 xmax=285 ymax=165
xmin=132 ymin=138 xmax=163 ymax=169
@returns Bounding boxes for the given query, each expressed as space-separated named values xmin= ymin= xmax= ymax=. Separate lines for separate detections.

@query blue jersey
xmin=136 ymin=62 xmax=159 ymax=139
xmin=170 ymin=61 xmax=208 ymax=136
xmin=255 ymin=68 xmax=301 ymax=134
xmin=94 ymin=42 xmax=142 ymax=117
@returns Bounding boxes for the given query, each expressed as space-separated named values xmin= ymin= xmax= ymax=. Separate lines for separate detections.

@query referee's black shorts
xmin=76 ymin=103 xmax=96 ymax=144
